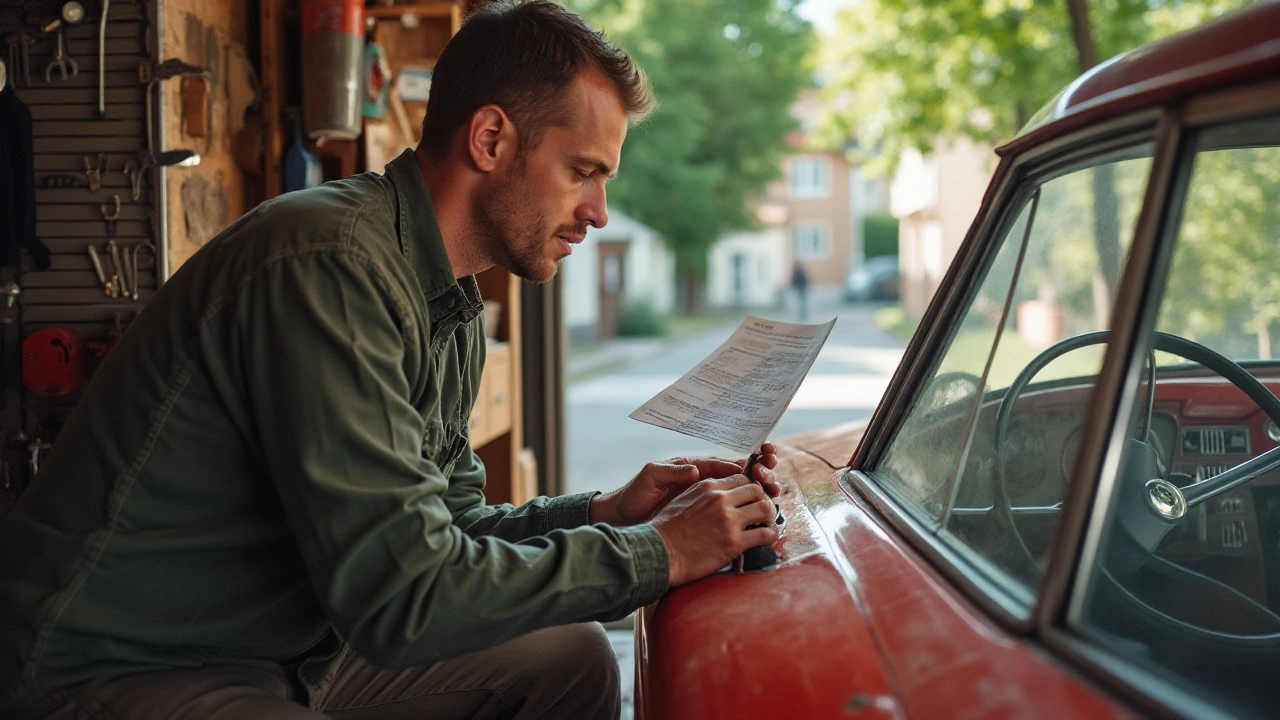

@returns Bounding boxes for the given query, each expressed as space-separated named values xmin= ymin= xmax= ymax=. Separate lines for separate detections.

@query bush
xmin=617 ymin=300 xmax=668 ymax=337
xmin=863 ymin=212 xmax=899 ymax=259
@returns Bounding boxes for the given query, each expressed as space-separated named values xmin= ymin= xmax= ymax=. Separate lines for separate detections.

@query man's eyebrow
xmin=571 ymin=154 xmax=618 ymax=179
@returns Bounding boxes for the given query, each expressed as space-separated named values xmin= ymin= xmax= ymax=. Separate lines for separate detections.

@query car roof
xmin=999 ymin=1 xmax=1280 ymax=157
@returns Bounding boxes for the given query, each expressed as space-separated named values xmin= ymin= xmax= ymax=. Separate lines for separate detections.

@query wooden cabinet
xmin=258 ymin=0 xmax=531 ymax=506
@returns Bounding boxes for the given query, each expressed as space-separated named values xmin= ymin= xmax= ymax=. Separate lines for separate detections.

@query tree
xmin=819 ymin=0 xmax=1251 ymax=323
xmin=571 ymin=0 xmax=813 ymax=310
xmin=818 ymin=0 xmax=1251 ymax=172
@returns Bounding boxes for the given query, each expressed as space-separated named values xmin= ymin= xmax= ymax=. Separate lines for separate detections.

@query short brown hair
xmin=419 ymin=0 xmax=654 ymax=159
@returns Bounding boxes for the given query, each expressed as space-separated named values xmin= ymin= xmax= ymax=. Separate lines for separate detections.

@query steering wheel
xmin=993 ymin=330 xmax=1280 ymax=639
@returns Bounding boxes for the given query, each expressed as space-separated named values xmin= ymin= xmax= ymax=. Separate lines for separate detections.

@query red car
xmin=636 ymin=4 xmax=1280 ymax=718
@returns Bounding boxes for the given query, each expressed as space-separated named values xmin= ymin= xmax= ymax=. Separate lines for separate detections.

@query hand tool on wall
xmin=40 ymin=174 xmax=82 ymax=188
xmin=107 ymin=239 xmax=127 ymax=298
xmin=122 ymin=158 xmax=141 ymax=200
xmin=118 ymin=246 xmax=132 ymax=298
xmin=83 ymin=153 xmax=105 ymax=191
xmin=1 ymin=281 xmax=19 ymax=324
xmin=42 ymin=19 xmax=78 ymax=83
xmin=99 ymin=194 xmax=120 ymax=236
xmin=4 ymin=32 xmax=33 ymax=88
xmin=139 ymin=58 xmax=207 ymax=154
xmin=97 ymin=0 xmax=109 ymax=119
xmin=86 ymin=244 xmax=116 ymax=298
xmin=131 ymin=243 xmax=154 ymax=301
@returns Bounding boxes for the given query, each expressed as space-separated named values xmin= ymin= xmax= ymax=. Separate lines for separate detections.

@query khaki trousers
xmin=2 ymin=623 xmax=620 ymax=720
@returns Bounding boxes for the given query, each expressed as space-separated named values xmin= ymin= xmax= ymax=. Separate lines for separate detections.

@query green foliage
xmin=862 ymin=212 xmax=899 ymax=259
xmin=616 ymin=299 xmax=668 ymax=337
xmin=818 ymin=0 xmax=1254 ymax=175
xmin=1158 ymin=131 xmax=1280 ymax=359
xmin=569 ymin=0 xmax=814 ymax=297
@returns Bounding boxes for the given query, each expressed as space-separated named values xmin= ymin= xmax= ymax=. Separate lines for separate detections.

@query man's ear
xmin=466 ymin=105 xmax=518 ymax=173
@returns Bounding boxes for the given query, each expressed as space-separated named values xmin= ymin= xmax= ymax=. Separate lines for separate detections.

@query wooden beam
xmin=260 ymin=0 xmax=282 ymax=199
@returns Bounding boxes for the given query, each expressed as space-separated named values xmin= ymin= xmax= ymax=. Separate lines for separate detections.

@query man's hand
xmin=590 ymin=442 xmax=780 ymax=526
xmin=649 ymin=474 xmax=781 ymax=588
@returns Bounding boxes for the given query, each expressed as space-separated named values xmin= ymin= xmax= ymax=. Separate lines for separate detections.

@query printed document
xmin=629 ymin=315 xmax=836 ymax=454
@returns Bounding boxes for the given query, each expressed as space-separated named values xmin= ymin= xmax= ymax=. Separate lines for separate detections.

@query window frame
xmin=788 ymin=155 xmax=832 ymax=199
xmin=843 ymin=79 xmax=1280 ymax=719
xmin=840 ymin=108 xmax=1167 ymax=634
xmin=793 ymin=222 xmax=831 ymax=261
xmin=1041 ymin=82 xmax=1280 ymax=720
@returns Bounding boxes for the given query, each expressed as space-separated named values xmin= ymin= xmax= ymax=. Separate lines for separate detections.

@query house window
xmin=794 ymin=224 xmax=830 ymax=260
xmin=789 ymin=156 xmax=831 ymax=198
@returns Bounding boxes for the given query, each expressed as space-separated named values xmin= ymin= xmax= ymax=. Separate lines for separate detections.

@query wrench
xmin=43 ymin=23 xmax=77 ymax=82
xmin=98 ymin=0 xmax=109 ymax=118
xmin=100 ymin=194 xmax=121 ymax=236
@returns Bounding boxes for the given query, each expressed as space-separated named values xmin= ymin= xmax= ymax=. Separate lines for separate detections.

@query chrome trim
xmin=1145 ymin=478 xmax=1186 ymax=519
xmin=1182 ymin=445 xmax=1280 ymax=506
xmin=949 ymin=503 xmax=1063 ymax=516
xmin=1041 ymin=110 xmax=1186 ymax=632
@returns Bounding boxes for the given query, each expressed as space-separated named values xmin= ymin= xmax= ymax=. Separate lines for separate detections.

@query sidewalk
xmin=567 ymin=337 xmax=669 ymax=380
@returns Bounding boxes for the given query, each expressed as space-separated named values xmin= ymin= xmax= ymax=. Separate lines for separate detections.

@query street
xmin=565 ymin=302 xmax=907 ymax=497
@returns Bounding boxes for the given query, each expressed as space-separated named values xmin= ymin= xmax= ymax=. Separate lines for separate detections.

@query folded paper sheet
xmin=629 ymin=315 xmax=836 ymax=454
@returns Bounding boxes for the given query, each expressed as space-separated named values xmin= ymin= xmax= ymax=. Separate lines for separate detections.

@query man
xmin=0 ymin=2 xmax=781 ymax=718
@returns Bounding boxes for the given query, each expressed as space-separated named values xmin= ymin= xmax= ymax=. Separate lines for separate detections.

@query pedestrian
xmin=0 ymin=3 xmax=780 ymax=719
xmin=791 ymin=262 xmax=810 ymax=321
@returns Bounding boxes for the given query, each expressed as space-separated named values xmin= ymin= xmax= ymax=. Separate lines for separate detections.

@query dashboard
xmin=991 ymin=374 xmax=1280 ymax=611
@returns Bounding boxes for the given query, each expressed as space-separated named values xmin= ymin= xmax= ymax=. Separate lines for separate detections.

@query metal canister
xmin=300 ymin=0 xmax=364 ymax=140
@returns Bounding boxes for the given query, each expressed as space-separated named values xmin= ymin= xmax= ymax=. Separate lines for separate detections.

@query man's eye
xmin=575 ymin=169 xmax=592 ymax=181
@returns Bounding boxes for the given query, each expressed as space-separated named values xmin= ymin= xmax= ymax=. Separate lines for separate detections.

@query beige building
xmin=706 ymin=90 xmax=888 ymax=310
xmin=891 ymin=138 xmax=996 ymax=318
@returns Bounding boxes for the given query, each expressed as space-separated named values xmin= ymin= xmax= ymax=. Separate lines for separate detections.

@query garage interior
xmin=0 ymin=0 xmax=566 ymax=518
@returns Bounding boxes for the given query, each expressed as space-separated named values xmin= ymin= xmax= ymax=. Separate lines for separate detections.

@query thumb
xmin=646 ymin=461 xmax=700 ymax=487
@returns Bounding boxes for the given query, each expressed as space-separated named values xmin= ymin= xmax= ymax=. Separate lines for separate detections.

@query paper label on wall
xmin=629 ymin=315 xmax=836 ymax=454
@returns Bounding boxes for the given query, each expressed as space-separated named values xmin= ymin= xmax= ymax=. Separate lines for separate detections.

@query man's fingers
xmin=724 ymin=480 xmax=767 ymax=506
xmin=741 ymin=524 xmax=780 ymax=550
xmin=687 ymin=457 xmax=748 ymax=480
xmin=644 ymin=461 xmax=700 ymax=484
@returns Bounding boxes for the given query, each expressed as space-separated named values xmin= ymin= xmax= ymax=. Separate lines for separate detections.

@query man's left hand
xmin=590 ymin=442 xmax=780 ymax=526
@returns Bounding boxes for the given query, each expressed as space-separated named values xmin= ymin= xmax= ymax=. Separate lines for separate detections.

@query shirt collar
xmin=384 ymin=149 xmax=484 ymax=321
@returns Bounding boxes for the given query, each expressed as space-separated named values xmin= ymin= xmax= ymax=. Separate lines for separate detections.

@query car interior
xmin=868 ymin=113 xmax=1280 ymax=713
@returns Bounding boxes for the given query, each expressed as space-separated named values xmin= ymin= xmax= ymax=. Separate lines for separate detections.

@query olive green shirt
xmin=0 ymin=150 xmax=668 ymax=705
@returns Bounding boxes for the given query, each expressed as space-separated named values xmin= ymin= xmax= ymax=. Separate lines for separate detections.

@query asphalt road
xmin=565 ymin=301 xmax=907 ymax=497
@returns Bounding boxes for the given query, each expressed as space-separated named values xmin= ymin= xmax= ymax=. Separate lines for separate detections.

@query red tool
xmin=23 ymin=328 xmax=85 ymax=396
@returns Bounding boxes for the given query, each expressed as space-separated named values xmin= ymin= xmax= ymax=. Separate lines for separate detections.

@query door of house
xmin=597 ymin=241 xmax=627 ymax=338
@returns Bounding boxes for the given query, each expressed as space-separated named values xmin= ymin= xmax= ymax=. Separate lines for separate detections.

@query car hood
xmin=634 ymin=423 xmax=1136 ymax=719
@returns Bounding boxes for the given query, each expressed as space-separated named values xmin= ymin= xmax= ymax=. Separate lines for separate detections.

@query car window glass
xmin=876 ymin=201 xmax=1032 ymax=520
xmin=877 ymin=146 xmax=1152 ymax=602
xmin=1075 ymin=116 xmax=1280 ymax=716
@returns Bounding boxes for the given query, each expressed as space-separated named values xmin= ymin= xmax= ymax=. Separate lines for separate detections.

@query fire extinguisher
xmin=301 ymin=0 xmax=365 ymax=140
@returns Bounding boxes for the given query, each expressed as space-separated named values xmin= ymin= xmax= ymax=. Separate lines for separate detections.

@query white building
xmin=561 ymin=210 xmax=676 ymax=343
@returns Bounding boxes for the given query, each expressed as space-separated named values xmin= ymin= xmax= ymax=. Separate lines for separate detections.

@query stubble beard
xmin=473 ymin=160 xmax=585 ymax=285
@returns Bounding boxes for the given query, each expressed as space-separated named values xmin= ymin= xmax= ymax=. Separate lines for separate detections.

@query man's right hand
xmin=649 ymin=474 xmax=780 ymax=588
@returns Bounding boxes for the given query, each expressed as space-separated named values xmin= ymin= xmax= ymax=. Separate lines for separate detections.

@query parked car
xmin=635 ymin=5 xmax=1280 ymax=718
xmin=845 ymin=256 xmax=900 ymax=302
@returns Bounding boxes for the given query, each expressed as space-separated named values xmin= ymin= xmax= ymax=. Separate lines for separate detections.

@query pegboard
xmin=1 ymin=0 xmax=156 ymax=510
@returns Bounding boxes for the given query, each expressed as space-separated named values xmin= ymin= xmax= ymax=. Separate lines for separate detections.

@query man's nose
xmin=578 ymin=184 xmax=608 ymax=229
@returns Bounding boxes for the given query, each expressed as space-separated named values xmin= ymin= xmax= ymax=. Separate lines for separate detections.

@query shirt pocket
xmin=421 ymin=418 xmax=469 ymax=477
